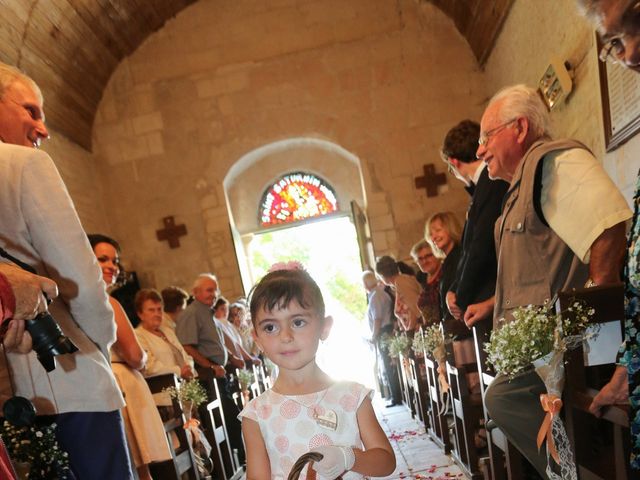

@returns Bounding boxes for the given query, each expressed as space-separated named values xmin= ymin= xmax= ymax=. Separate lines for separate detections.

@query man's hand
xmin=463 ymin=297 xmax=494 ymax=328
xmin=589 ymin=365 xmax=628 ymax=417
xmin=250 ymin=356 xmax=262 ymax=366
xmin=180 ymin=364 xmax=194 ymax=379
xmin=0 ymin=264 xmax=58 ymax=320
xmin=2 ymin=319 xmax=33 ymax=353
xmin=446 ymin=291 xmax=462 ymax=320
xmin=230 ymin=355 xmax=244 ymax=369
xmin=211 ymin=364 xmax=226 ymax=378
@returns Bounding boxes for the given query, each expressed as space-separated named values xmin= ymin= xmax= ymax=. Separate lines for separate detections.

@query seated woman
xmin=213 ymin=296 xmax=260 ymax=367
xmin=134 ymin=288 xmax=195 ymax=406
xmin=88 ymin=234 xmax=171 ymax=480
xmin=375 ymin=255 xmax=423 ymax=333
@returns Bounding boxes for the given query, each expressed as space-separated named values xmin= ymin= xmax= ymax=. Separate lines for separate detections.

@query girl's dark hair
xmin=248 ymin=269 xmax=325 ymax=326
xmin=87 ymin=233 xmax=121 ymax=253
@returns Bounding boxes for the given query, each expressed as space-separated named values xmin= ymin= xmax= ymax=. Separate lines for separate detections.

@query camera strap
xmin=0 ymin=247 xmax=36 ymax=274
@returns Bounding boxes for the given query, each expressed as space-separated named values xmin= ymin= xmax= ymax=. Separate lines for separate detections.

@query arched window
xmin=259 ymin=172 xmax=338 ymax=227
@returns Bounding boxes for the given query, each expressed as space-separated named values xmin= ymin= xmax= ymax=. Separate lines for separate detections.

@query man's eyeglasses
xmin=598 ymin=1 xmax=640 ymax=63
xmin=478 ymin=119 xmax=516 ymax=146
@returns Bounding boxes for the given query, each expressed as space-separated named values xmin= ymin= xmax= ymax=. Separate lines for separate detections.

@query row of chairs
xmin=145 ymin=364 xmax=271 ymax=480
xmin=396 ymin=284 xmax=632 ymax=480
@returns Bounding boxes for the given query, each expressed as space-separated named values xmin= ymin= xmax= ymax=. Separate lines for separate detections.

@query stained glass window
xmin=260 ymin=172 xmax=338 ymax=227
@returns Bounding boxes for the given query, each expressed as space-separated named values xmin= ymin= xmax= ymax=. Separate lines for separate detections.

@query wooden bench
xmin=423 ymin=352 xmax=451 ymax=453
xmin=557 ymin=284 xmax=632 ymax=480
xmin=398 ymin=352 xmax=416 ymax=416
xmin=472 ymin=322 xmax=525 ymax=480
xmin=409 ymin=354 xmax=429 ymax=425
xmin=445 ymin=338 xmax=483 ymax=479
xmin=200 ymin=378 xmax=244 ymax=480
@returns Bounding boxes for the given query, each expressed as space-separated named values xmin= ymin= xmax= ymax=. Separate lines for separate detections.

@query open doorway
xmin=245 ymin=214 xmax=376 ymax=388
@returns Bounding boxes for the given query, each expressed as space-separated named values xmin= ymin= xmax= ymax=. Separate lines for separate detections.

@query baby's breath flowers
xmin=163 ymin=378 xmax=208 ymax=407
xmin=237 ymin=369 xmax=254 ymax=392
xmin=0 ymin=420 xmax=71 ymax=479
xmin=485 ymin=302 xmax=596 ymax=378
xmin=384 ymin=333 xmax=411 ymax=358
xmin=412 ymin=324 xmax=448 ymax=357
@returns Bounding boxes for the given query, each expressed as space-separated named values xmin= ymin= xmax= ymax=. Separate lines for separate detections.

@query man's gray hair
xmin=192 ymin=273 xmax=218 ymax=292
xmin=0 ymin=62 xmax=42 ymax=102
xmin=575 ymin=0 xmax=604 ymax=27
xmin=410 ymin=239 xmax=431 ymax=259
xmin=488 ymin=84 xmax=552 ymax=141
xmin=362 ymin=270 xmax=378 ymax=290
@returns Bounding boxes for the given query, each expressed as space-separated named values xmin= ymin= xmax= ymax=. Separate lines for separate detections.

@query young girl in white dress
xmin=239 ymin=264 xmax=395 ymax=480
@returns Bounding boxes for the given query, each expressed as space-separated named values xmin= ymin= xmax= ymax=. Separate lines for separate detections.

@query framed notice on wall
xmin=598 ymin=41 xmax=640 ymax=151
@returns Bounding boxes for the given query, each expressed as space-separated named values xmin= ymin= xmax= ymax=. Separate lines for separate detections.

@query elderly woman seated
xmin=134 ymin=288 xmax=195 ymax=406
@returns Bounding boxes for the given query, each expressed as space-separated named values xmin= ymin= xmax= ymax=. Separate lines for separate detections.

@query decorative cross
xmin=156 ymin=216 xmax=187 ymax=249
xmin=414 ymin=163 xmax=447 ymax=197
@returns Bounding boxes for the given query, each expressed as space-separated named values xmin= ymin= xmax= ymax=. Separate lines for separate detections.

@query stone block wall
xmin=91 ymin=0 xmax=484 ymax=298
xmin=41 ymin=132 xmax=110 ymax=236
xmin=484 ymin=0 xmax=639 ymax=202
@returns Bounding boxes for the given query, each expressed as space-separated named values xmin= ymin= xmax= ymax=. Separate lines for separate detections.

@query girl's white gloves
xmin=310 ymin=445 xmax=356 ymax=479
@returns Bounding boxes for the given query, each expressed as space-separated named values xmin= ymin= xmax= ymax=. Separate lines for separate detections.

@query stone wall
xmin=484 ymin=0 xmax=639 ymax=202
xmin=91 ymin=0 xmax=485 ymax=298
xmin=41 ymin=131 xmax=109 ymax=235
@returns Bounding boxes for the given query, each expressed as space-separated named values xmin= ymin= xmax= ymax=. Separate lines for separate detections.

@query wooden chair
xmin=423 ymin=352 xmax=451 ymax=453
xmin=398 ymin=352 xmax=416 ymax=415
xmin=472 ymin=321 xmax=525 ymax=480
xmin=445 ymin=338 xmax=483 ymax=480
xmin=201 ymin=379 xmax=244 ymax=480
xmin=145 ymin=373 xmax=201 ymax=480
xmin=409 ymin=354 xmax=429 ymax=425
xmin=557 ymin=283 xmax=631 ymax=480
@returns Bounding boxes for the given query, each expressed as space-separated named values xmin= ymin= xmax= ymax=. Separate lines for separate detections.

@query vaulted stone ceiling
xmin=0 ymin=0 xmax=512 ymax=151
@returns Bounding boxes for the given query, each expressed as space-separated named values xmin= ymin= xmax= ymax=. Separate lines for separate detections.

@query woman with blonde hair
xmin=425 ymin=212 xmax=479 ymax=392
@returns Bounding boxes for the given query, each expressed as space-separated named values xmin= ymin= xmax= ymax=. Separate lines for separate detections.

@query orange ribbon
xmin=536 ymin=394 xmax=562 ymax=463
xmin=183 ymin=418 xmax=200 ymax=430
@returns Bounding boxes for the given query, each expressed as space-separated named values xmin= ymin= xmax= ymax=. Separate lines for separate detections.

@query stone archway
xmin=222 ymin=137 xmax=367 ymax=291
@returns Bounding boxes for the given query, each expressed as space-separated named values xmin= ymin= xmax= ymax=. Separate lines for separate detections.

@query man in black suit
xmin=440 ymin=120 xmax=509 ymax=328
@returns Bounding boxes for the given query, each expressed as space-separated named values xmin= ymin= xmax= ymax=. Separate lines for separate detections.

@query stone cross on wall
xmin=414 ymin=163 xmax=447 ymax=197
xmin=156 ymin=216 xmax=187 ymax=249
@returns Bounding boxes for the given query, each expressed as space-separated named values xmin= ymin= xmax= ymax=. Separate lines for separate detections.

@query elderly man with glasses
xmin=577 ymin=0 xmax=640 ymax=472
xmin=477 ymin=84 xmax=632 ymax=478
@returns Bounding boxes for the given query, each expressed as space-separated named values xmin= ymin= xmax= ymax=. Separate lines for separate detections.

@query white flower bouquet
xmin=485 ymin=302 xmax=595 ymax=379
xmin=1 ymin=420 xmax=71 ymax=479
xmin=384 ymin=333 xmax=411 ymax=359
xmin=485 ymin=301 xmax=596 ymax=480
xmin=237 ymin=368 xmax=254 ymax=392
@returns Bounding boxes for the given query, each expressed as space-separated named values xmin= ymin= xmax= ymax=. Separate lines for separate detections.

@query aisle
xmin=374 ymin=396 xmax=466 ymax=480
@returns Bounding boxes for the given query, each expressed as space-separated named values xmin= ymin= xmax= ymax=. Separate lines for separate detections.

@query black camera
xmin=25 ymin=312 xmax=78 ymax=372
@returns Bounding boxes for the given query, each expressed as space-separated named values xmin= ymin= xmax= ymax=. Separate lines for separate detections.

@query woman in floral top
xmin=589 ymin=172 xmax=640 ymax=470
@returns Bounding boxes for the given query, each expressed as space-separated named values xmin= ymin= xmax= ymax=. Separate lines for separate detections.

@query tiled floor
xmin=374 ymin=397 xmax=465 ymax=480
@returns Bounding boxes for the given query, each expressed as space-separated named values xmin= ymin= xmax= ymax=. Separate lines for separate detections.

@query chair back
xmin=557 ymin=283 xmax=630 ymax=480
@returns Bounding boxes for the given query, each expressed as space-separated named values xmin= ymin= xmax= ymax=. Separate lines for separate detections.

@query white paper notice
xmin=583 ymin=321 xmax=623 ymax=366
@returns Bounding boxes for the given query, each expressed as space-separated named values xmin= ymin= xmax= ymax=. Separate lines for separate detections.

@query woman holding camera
xmin=88 ymin=234 xmax=170 ymax=480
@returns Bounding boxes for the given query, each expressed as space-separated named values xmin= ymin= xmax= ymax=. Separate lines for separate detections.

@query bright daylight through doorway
xmin=247 ymin=215 xmax=376 ymax=389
